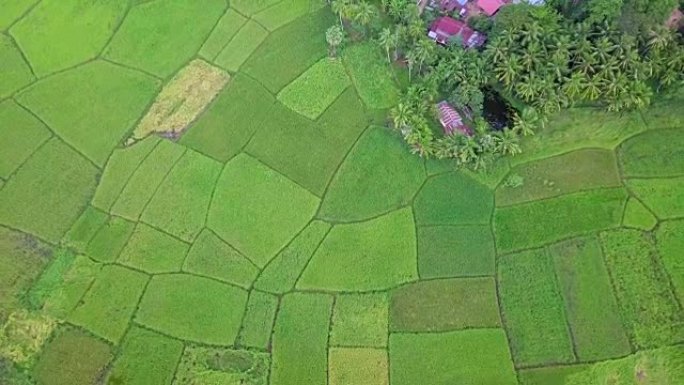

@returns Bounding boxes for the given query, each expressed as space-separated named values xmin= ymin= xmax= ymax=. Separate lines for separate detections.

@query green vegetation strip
xmin=0 ymin=35 xmax=34 ymax=99
xmin=627 ymin=177 xmax=684 ymax=219
xmin=342 ymin=43 xmax=399 ymax=109
xmin=0 ymin=100 xmax=50 ymax=179
xmin=655 ymin=219 xmax=684 ymax=303
xmin=619 ymin=128 xmax=684 ymax=177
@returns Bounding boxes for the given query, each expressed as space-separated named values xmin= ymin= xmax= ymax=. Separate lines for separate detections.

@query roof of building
xmin=428 ymin=16 xmax=486 ymax=47
xmin=437 ymin=101 xmax=473 ymax=136
xmin=477 ymin=0 xmax=505 ymax=15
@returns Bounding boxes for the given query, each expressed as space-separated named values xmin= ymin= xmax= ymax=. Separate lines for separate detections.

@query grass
xmin=330 ymin=293 xmax=388 ymax=348
xmin=9 ymin=0 xmax=128 ymax=76
xmin=514 ymin=106 xmax=648 ymax=165
xmin=207 ymin=153 xmax=319 ymax=267
xmin=417 ymin=225 xmax=495 ymax=278
xmin=622 ymin=197 xmax=658 ymax=230
xmin=117 ymin=223 xmax=190 ymax=274
xmin=270 ymin=292 xmax=333 ymax=385
xmin=627 ymin=177 xmax=684 ymax=219
xmin=214 ymin=20 xmax=269 ymax=73
xmin=518 ymin=364 xmax=591 ymax=385
xmin=600 ymin=229 xmax=684 ymax=349
xmin=389 ymin=330 xmax=518 ymax=385
xmin=498 ymin=248 xmax=575 ymax=366
xmin=180 ymin=74 xmax=275 ymax=162
xmin=494 ymin=188 xmax=628 ymax=253
xmin=135 ymin=274 xmax=248 ymax=345
xmin=0 ymin=34 xmax=34 ymax=99
xmin=183 ymin=229 xmax=259 ymax=289
xmin=85 ymin=216 xmax=135 ymax=262
xmin=253 ymin=0 xmax=323 ymax=31
xmin=619 ymin=128 xmax=684 ymax=177
xmin=342 ymin=43 xmax=399 ymax=109
xmin=277 ymin=58 xmax=350 ymax=120
xmin=254 ymin=220 xmax=331 ymax=294
xmin=104 ymin=0 xmax=226 ymax=78
xmin=550 ymin=237 xmax=631 ymax=361
xmin=238 ymin=290 xmax=279 ymax=350
xmin=174 ymin=346 xmax=269 ymax=385
xmin=655 ymin=219 xmax=684 ymax=303
xmin=92 ymin=136 xmax=160 ymax=212
xmin=199 ymin=9 xmax=248 ymax=61
xmin=329 ymin=347 xmax=389 ymax=385
xmin=131 ymin=60 xmax=230 ymax=141
xmin=106 ymin=326 xmax=183 ymax=385
xmin=318 ymin=127 xmax=425 ymax=222
xmin=297 ymin=207 xmax=418 ymax=291
xmin=0 ymin=138 xmax=98 ymax=243
xmin=0 ymin=0 xmax=38 ymax=30
xmin=0 ymin=100 xmax=50 ymax=179
xmin=32 ymin=328 xmax=113 ymax=385
xmin=0 ymin=226 xmax=52 ymax=317
xmin=62 ymin=206 xmax=108 ymax=253
xmin=16 ymin=60 xmax=160 ymax=166
xmin=390 ymin=278 xmax=501 ymax=332
xmin=140 ymin=149 xmax=223 ymax=242
xmin=242 ymin=9 xmax=333 ymax=93
xmin=566 ymin=346 xmax=684 ymax=385
xmin=414 ymin=172 xmax=493 ymax=225
xmin=42 ymin=256 xmax=101 ymax=319
xmin=245 ymin=100 xmax=350 ymax=196
xmin=496 ymin=148 xmax=621 ymax=206
xmin=110 ymin=139 xmax=186 ymax=221
xmin=68 ymin=265 xmax=148 ymax=343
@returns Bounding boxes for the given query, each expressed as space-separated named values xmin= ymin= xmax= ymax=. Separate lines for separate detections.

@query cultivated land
xmin=0 ymin=1 xmax=683 ymax=385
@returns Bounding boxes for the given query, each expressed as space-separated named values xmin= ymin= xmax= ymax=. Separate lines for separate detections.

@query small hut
xmin=437 ymin=101 xmax=473 ymax=136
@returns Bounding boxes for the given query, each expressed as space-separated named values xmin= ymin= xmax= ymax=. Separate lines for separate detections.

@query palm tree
xmin=390 ymin=103 xmax=412 ymax=134
xmin=326 ymin=25 xmax=345 ymax=58
xmin=378 ymin=27 xmax=398 ymax=64
xmin=494 ymin=128 xmax=522 ymax=156
xmin=331 ymin=0 xmax=352 ymax=29
xmin=353 ymin=1 xmax=377 ymax=33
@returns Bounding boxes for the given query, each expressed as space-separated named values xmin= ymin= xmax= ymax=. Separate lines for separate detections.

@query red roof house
xmin=428 ymin=16 xmax=486 ymax=48
xmin=477 ymin=0 xmax=505 ymax=16
xmin=437 ymin=101 xmax=473 ymax=136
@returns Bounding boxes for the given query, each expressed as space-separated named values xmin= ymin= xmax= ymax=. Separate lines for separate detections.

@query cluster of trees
xmin=330 ymin=0 xmax=379 ymax=35
xmin=486 ymin=3 xmax=683 ymax=113
xmin=328 ymin=0 xmax=683 ymax=170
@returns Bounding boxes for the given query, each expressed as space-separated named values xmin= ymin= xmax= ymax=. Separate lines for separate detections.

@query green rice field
xmin=0 ymin=1 xmax=683 ymax=384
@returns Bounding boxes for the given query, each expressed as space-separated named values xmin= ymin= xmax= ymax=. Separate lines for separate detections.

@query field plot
xmin=10 ymin=0 xmax=128 ymax=76
xmin=0 ymin=138 xmax=98 ymax=243
xmin=277 ymin=58 xmax=350 ymax=119
xmin=390 ymin=278 xmax=500 ymax=332
xmin=208 ymin=153 xmax=319 ymax=267
xmin=297 ymin=207 xmax=418 ymax=291
xmin=600 ymin=229 xmax=684 ymax=349
xmin=498 ymin=248 xmax=575 ymax=366
xmin=104 ymin=0 xmax=226 ymax=77
xmin=135 ymin=274 xmax=248 ymax=345
xmin=494 ymin=188 xmax=628 ymax=253
xmin=16 ymin=60 xmax=160 ymax=166
xmin=318 ymin=127 xmax=425 ymax=221
xmin=0 ymin=100 xmax=50 ymax=179
xmin=550 ymin=237 xmax=631 ymax=361
xmin=2 ymin=2 xmax=684 ymax=384
xmin=0 ymin=35 xmax=34 ymax=98
xmin=389 ymin=330 xmax=518 ymax=385
xmin=496 ymin=148 xmax=621 ymax=206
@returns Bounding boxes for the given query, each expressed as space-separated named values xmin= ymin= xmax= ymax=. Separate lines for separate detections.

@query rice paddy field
xmin=1 ymin=1 xmax=683 ymax=385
